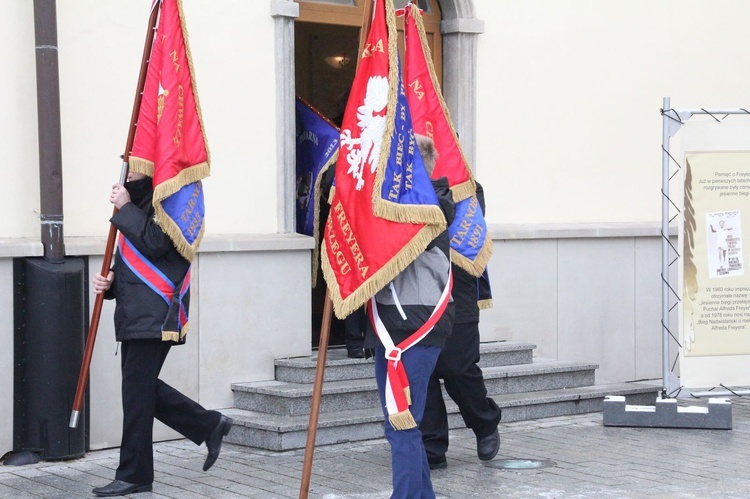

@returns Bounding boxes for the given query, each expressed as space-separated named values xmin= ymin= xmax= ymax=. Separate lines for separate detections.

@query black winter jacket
xmin=106 ymin=177 xmax=191 ymax=343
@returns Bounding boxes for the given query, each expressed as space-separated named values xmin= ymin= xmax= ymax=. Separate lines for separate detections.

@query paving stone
xmin=4 ymin=398 xmax=750 ymax=497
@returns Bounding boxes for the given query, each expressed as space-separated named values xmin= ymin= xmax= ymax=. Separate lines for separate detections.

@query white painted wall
xmin=197 ymin=238 xmax=313 ymax=409
xmin=474 ymin=0 xmax=750 ymax=225
xmin=0 ymin=2 xmax=39 ymax=238
xmin=6 ymin=1 xmax=750 ymax=233
xmin=3 ymin=0 xmax=280 ymax=241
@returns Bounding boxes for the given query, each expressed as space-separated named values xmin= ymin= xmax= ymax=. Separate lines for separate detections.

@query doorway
xmin=294 ymin=0 xmax=443 ymax=349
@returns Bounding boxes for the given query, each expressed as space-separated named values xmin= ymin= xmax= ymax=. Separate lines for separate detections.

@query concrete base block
xmin=603 ymin=395 xmax=732 ymax=429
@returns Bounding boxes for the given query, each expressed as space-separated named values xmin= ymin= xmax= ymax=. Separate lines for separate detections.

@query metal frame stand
xmin=602 ymin=97 xmax=750 ymax=430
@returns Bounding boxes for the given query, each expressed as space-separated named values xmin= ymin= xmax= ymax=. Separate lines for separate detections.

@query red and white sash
xmin=368 ymin=270 xmax=452 ymax=430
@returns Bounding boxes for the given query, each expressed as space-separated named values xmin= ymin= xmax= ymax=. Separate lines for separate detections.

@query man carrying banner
xmin=91 ymin=172 xmax=230 ymax=497
xmin=400 ymin=3 xmax=501 ymax=469
xmin=320 ymin=0 xmax=454 ymax=495
xmin=89 ymin=0 xmax=230 ymax=496
xmin=421 ymin=184 xmax=501 ymax=470
xmin=364 ymin=134 xmax=455 ymax=498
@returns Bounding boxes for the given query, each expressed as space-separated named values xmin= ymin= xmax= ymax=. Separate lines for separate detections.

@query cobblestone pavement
xmin=2 ymin=397 xmax=750 ymax=498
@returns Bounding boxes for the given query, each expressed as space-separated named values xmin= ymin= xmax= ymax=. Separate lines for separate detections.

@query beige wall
xmin=9 ymin=1 xmax=750 ymax=232
xmin=0 ymin=2 xmax=39 ymax=238
xmin=474 ymin=0 xmax=750 ymax=225
xmin=3 ymin=0 xmax=279 ymax=240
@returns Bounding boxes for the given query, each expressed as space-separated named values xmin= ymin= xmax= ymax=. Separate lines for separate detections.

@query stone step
xmin=231 ymin=358 xmax=597 ymax=417
xmin=481 ymin=358 xmax=597 ymax=394
xmin=273 ymin=341 xmax=535 ymax=384
xmin=223 ymin=381 xmax=659 ymax=452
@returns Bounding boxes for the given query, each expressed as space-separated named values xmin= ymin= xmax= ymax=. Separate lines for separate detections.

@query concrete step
xmin=231 ymin=358 xmax=598 ymax=417
xmin=223 ymin=381 xmax=659 ymax=452
xmin=273 ymin=341 xmax=535 ymax=384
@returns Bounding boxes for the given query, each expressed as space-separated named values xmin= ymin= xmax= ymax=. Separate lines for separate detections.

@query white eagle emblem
xmin=340 ymin=76 xmax=389 ymax=190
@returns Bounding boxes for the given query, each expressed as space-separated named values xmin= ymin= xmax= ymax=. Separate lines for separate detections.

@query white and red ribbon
xmin=368 ymin=269 xmax=452 ymax=430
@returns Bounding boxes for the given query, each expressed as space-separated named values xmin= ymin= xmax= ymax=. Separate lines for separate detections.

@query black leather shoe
xmin=428 ymin=456 xmax=447 ymax=470
xmin=347 ymin=348 xmax=364 ymax=359
xmin=92 ymin=479 xmax=152 ymax=497
xmin=477 ymin=428 xmax=500 ymax=461
xmin=203 ymin=415 xmax=233 ymax=471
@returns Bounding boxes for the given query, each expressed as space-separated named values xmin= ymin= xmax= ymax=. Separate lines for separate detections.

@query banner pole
xmin=298 ymin=290 xmax=333 ymax=499
xmin=356 ymin=0 xmax=375 ymax=72
xmin=69 ymin=0 xmax=161 ymax=429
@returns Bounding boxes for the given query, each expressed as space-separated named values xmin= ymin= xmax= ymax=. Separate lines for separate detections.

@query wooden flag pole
xmin=298 ymin=2 xmax=376 ymax=496
xmin=69 ymin=1 xmax=161 ymax=429
xmin=298 ymin=290 xmax=333 ymax=499
xmin=356 ymin=0 xmax=375 ymax=72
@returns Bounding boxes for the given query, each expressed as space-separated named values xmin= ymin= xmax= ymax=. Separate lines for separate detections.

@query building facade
xmin=2 ymin=0 xmax=749 ymax=452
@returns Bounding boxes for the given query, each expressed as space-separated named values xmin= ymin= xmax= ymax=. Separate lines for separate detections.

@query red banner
xmin=129 ymin=0 xmax=210 ymax=261
xmin=321 ymin=0 xmax=445 ymax=318
xmin=403 ymin=5 xmax=474 ymax=202
xmin=404 ymin=5 xmax=492 ymax=276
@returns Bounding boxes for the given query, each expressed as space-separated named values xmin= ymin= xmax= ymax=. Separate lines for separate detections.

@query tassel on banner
xmin=478 ymin=299 xmax=493 ymax=310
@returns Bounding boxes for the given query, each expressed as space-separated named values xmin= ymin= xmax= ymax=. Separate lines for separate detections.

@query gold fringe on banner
xmin=153 ymin=162 xmax=210 ymax=262
xmin=129 ymin=156 xmax=155 ymax=177
xmin=125 ymin=156 xmax=210 ymax=262
xmin=450 ymin=234 xmax=493 ymax=277
xmin=311 ymin=152 xmax=339 ymax=289
xmin=411 ymin=5 xmax=475 ymax=203
xmin=322 ymin=223 xmax=444 ymax=319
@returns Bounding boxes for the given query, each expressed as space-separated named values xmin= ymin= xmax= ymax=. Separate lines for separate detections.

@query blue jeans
xmin=375 ymin=345 xmax=442 ymax=499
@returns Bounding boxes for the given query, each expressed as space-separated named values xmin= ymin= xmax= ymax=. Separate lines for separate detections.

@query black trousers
xmin=115 ymin=339 xmax=221 ymax=485
xmin=344 ymin=306 xmax=365 ymax=350
xmin=420 ymin=321 xmax=502 ymax=461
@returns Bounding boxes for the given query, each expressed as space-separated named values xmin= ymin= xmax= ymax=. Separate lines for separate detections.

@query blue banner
xmin=449 ymin=193 xmax=490 ymax=274
xmin=380 ymin=60 xmax=439 ymax=209
xmin=295 ymin=98 xmax=340 ymax=236
xmin=161 ymin=180 xmax=205 ymax=247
